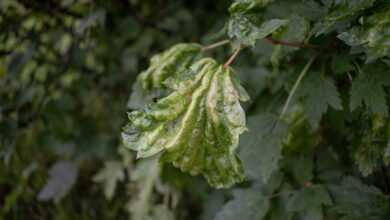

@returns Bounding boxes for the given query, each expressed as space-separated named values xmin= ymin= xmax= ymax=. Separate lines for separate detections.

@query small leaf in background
xmin=350 ymin=65 xmax=390 ymax=115
xmin=327 ymin=176 xmax=390 ymax=219
xmin=287 ymin=185 xmax=332 ymax=220
xmin=284 ymin=152 xmax=314 ymax=185
xmin=239 ymin=113 xmax=288 ymax=181
xmin=298 ymin=73 xmax=342 ymax=128
xmin=149 ymin=205 xmax=175 ymax=220
xmin=214 ymin=173 xmax=282 ymax=220
xmin=38 ymin=160 xmax=78 ymax=203
xmin=75 ymin=9 xmax=106 ymax=35
xmin=93 ymin=161 xmax=125 ymax=200
xmin=338 ymin=3 xmax=390 ymax=59
xmin=314 ymin=0 xmax=377 ymax=35
xmin=128 ymin=157 xmax=161 ymax=220
xmin=270 ymin=14 xmax=310 ymax=68
xmin=228 ymin=15 xmax=288 ymax=47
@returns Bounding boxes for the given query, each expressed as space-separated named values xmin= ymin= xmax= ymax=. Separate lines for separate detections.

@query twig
xmin=202 ymin=40 xmax=230 ymax=51
xmin=265 ymin=37 xmax=319 ymax=49
xmin=223 ymin=46 xmax=241 ymax=68
xmin=280 ymin=56 xmax=317 ymax=118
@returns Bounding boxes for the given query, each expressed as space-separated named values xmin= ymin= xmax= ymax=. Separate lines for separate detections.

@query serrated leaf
xmin=93 ymin=161 xmax=125 ymax=200
xmin=287 ymin=185 xmax=332 ymax=220
xmin=338 ymin=3 xmax=390 ymax=59
xmin=350 ymin=66 xmax=390 ymax=115
xmin=127 ymin=43 xmax=202 ymax=109
xmin=327 ymin=176 xmax=390 ymax=219
xmin=228 ymin=13 xmax=288 ymax=47
xmin=239 ymin=113 xmax=288 ymax=181
xmin=297 ymin=73 xmax=342 ymax=128
xmin=123 ymin=58 xmax=249 ymax=188
xmin=214 ymin=173 xmax=282 ymax=220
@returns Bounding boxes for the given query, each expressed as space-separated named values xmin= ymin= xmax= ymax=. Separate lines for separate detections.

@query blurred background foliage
xmin=3 ymin=0 xmax=390 ymax=220
xmin=0 ymin=0 xmax=232 ymax=219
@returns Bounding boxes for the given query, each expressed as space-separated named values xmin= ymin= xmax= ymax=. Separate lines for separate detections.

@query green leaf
xmin=284 ymin=152 xmax=314 ymax=185
xmin=287 ymin=185 xmax=332 ymax=220
xmin=338 ymin=3 xmax=390 ymax=59
xmin=93 ymin=161 xmax=125 ymax=200
xmin=298 ymin=73 xmax=342 ymax=128
xmin=352 ymin=114 xmax=389 ymax=176
xmin=350 ymin=65 xmax=390 ymax=115
xmin=314 ymin=0 xmax=378 ymax=35
xmin=122 ymin=58 xmax=249 ymax=188
xmin=270 ymin=14 xmax=310 ymax=68
xmin=228 ymin=13 xmax=288 ymax=46
xmin=127 ymin=43 xmax=202 ymax=109
xmin=327 ymin=176 xmax=390 ymax=219
xmin=267 ymin=183 xmax=294 ymax=220
xmin=239 ymin=113 xmax=288 ymax=181
xmin=214 ymin=173 xmax=282 ymax=220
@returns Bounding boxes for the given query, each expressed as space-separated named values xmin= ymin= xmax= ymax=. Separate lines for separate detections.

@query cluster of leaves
xmin=2 ymin=0 xmax=390 ymax=220
xmin=123 ymin=0 xmax=390 ymax=219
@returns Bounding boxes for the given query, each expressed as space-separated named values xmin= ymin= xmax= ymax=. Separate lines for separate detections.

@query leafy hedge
xmin=1 ymin=0 xmax=390 ymax=220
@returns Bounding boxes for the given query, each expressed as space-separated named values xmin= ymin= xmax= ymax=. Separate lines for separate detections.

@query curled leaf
xmin=123 ymin=58 xmax=249 ymax=188
xmin=128 ymin=43 xmax=202 ymax=109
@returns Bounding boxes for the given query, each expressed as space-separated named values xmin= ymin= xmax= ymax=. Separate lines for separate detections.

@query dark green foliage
xmin=2 ymin=0 xmax=390 ymax=219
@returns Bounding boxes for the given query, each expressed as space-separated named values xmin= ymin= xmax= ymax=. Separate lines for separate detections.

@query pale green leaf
xmin=128 ymin=43 xmax=202 ymax=109
xmin=93 ymin=161 xmax=125 ymax=200
xmin=123 ymin=58 xmax=249 ymax=188
xmin=338 ymin=3 xmax=390 ymax=59
xmin=228 ymin=13 xmax=288 ymax=46
xmin=128 ymin=157 xmax=160 ymax=220
xmin=37 ymin=160 xmax=78 ymax=203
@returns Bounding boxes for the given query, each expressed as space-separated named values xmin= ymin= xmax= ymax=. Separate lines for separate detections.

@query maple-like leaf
xmin=214 ymin=173 xmax=282 ymax=220
xmin=350 ymin=64 xmax=390 ymax=115
xmin=122 ymin=58 xmax=249 ymax=188
xmin=297 ymin=73 xmax=342 ymax=128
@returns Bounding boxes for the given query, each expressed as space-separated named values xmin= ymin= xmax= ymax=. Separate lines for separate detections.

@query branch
xmin=280 ymin=56 xmax=317 ymax=118
xmin=202 ymin=40 xmax=230 ymax=51
xmin=224 ymin=46 xmax=241 ymax=68
xmin=265 ymin=37 xmax=319 ymax=49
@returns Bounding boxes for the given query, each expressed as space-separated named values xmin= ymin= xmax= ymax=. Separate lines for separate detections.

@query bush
xmin=1 ymin=0 xmax=390 ymax=219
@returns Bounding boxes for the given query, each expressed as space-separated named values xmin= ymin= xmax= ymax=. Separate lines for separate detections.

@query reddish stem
xmin=223 ymin=47 xmax=241 ymax=68
xmin=265 ymin=37 xmax=319 ymax=49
